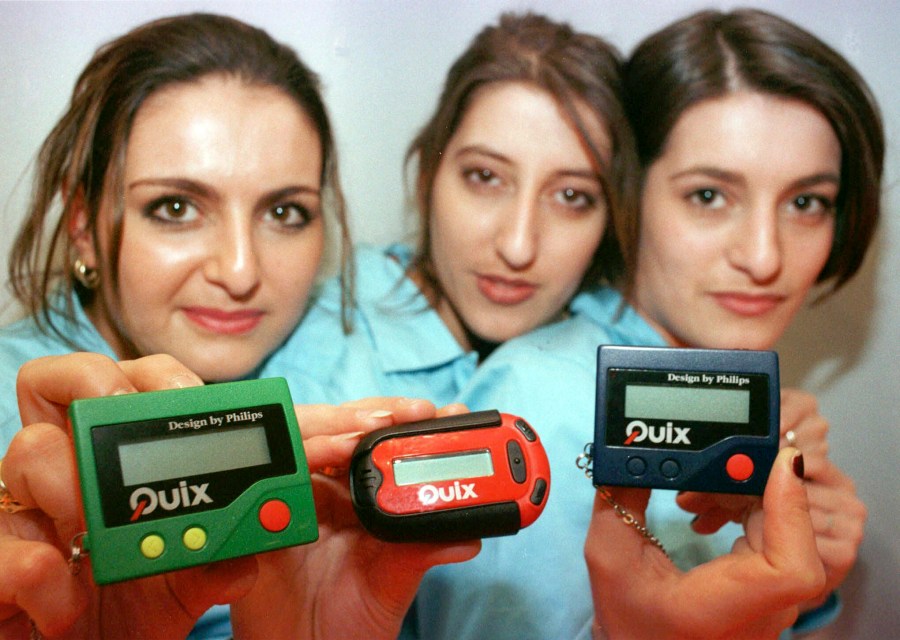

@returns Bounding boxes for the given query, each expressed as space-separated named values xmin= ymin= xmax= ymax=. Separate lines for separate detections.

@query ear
xmin=67 ymin=188 xmax=98 ymax=267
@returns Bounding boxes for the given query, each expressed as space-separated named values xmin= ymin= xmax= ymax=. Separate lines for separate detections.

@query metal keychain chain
xmin=577 ymin=443 xmax=669 ymax=558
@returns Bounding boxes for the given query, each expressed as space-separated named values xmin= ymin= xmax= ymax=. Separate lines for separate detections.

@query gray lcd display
xmin=393 ymin=450 xmax=494 ymax=486
xmin=119 ymin=426 xmax=272 ymax=486
xmin=625 ymin=385 xmax=750 ymax=423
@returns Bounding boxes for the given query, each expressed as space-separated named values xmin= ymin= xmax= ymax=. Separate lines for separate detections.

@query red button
xmin=259 ymin=499 xmax=291 ymax=532
xmin=726 ymin=454 xmax=755 ymax=482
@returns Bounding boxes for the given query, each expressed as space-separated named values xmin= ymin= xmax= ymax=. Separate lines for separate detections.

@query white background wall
xmin=1 ymin=1 xmax=896 ymax=637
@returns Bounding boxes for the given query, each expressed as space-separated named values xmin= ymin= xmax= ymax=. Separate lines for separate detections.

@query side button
xmin=514 ymin=418 xmax=537 ymax=442
xmin=507 ymin=440 xmax=527 ymax=483
xmin=530 ymin=478 xmax=547 ymax=505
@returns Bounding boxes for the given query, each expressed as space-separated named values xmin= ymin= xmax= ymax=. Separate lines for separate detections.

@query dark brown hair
xmin=624 ymin=8 xmax=884 ymax=293
xmin=406 ymin=12 xmax=638 ymax=304
xmin=8 ymin=12 xmax=353 ymax=344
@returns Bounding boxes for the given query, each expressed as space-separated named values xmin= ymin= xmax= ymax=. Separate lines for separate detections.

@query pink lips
xmin=476 ymin=275 xmax=537 ymax=305
xmin=182 ymin=307 xmax=264 ymax=335
xmin=711 ymin=293 xmax=783 ymax=317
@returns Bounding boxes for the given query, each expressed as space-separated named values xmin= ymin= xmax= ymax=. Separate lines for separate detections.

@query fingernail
xmin=792 ymin=453 xmax=805 ymax=479
xmin=169 ymin=373 xmax=202 ymax=389
xmin=357 ymin=409 xmax=392 ymax=426
xmin=336 ymin=431 xmax=365 ymax=442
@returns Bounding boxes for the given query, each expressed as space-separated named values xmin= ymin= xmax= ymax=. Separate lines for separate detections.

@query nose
xmin=726 ymin=206 xmax=782 ymax=283
xmin=203 ymin=218 xmax=261 ymax=299
xmin=494 ymin=195 xmax=538 ymax=270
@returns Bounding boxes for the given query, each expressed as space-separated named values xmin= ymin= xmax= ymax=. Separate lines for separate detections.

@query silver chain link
xmin=577 ymin=443 xmax=669 ymax=558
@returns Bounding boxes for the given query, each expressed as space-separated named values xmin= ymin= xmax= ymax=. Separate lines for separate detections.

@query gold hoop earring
xmin=73 ymin=258 xmax=99 ymax=290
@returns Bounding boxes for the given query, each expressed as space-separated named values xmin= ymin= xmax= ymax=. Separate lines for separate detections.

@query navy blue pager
xmin=592 ymin=345 xmax=779 ymax=495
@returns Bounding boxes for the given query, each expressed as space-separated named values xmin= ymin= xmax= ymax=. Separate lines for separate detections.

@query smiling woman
xmin=634 ymin=92 xmax=840 ymax=349
xmin=0 ymin=13 xmax=481 ymax=640
xmin=78 ymin=76 xmax=325 ymax=380
xmin=0 ymin=12 xmax=349 ymax=428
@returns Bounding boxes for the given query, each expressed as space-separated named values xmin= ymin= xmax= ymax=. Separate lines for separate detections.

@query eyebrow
xmin=670 ymin=166 xmax=840 ymax=190
xmin=128 ymin=178 xmax=320 ymax=208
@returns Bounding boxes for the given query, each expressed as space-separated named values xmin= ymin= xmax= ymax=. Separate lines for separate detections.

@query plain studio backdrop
xmin=1 ymin=2 xmax=897 ymax=638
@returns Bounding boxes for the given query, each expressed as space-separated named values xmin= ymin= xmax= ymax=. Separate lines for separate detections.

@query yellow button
xmin=182 ymin=526 xmax=207 ymax=551
xmin=140 ymin=534 xmax=165 ymax=559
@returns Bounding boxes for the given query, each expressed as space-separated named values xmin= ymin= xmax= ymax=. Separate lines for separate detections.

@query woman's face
xmin=80 ymin=75 xmax=325 ymax=381
xmin=634 ymin=91 xmax=839 ymax=350
xmin=428 ymin=81 xmax=608 ymax=349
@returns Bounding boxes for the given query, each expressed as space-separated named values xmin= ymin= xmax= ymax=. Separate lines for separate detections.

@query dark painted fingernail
xmin=792 ymin=453 xmax=805 ymax=479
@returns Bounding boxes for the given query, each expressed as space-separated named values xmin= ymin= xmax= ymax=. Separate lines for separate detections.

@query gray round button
xmin=626 ymin=456 xmax=647 ymax=476
xmin=660 ymin=459 xmax=681 ymax=479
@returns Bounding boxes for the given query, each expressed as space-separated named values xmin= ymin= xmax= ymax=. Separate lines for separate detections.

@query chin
xmin=186 ymin=357 xmax=258 ymax=383
xmin=693 ymin=334 xmax=779 ymax=352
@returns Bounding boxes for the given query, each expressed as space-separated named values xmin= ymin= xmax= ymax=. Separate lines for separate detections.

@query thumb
xmin=759 ymin=447 xmax=825 ymax=594
xmin=364 ymin=540 xmax=481 ymax=622
xmin=167 ymin=556 xmax=259 ymax=617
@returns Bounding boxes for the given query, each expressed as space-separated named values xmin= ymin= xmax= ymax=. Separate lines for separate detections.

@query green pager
xmin=70 ymin=377 xmax=318 ymax=584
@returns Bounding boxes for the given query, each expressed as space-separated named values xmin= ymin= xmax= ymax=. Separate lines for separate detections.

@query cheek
xmin=117 ymin=239 xmax=196 ymax=298
xmin=268 ymin=242 xmax=322 ymax=302
xmin=430 ymin=209 xmax=476 ymax=277
xmin=554 ymin=224 xmax=605 ymax=292
xmin=786 ymin=228 xmax=834 ymax=291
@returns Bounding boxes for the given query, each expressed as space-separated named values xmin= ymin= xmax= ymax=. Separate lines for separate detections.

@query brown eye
xmin=266 ymin=203 xmax=315 ymax=229
xmin=463 ymin=167 xmax=501 ymax=187
xmin=144 ymin=197 xmax=199 ymax=223
xmin=687 ymin=188 xmax=726 ymax=209
xmin=554 ymin=187 xmax=596 ymax=210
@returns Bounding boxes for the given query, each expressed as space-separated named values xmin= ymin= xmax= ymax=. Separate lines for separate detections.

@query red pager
xmin=349 ymin=410 xmax=550 ymax=542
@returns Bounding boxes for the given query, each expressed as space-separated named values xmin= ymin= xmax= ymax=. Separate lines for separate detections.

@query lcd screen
xmin=119 ymin=425 xmax=271 ymax=486
xmin=393 ymin=450 xmax=494 ymax=486
xmin=625 ymin=385 xmax=750 ymax=423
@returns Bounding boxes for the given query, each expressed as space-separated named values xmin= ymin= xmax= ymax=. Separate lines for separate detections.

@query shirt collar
xmin=571 ymin=288 xmax=666 ymax=347
xmin=355 ymin=244 xmax=476 ymax=374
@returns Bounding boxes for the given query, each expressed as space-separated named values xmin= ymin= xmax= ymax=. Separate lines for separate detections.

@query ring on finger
xmin=0 ymin=459 xmax=33 ymax=514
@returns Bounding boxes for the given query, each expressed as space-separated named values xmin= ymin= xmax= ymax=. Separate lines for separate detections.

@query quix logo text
xmin=129 ymin=480 xmax=213 ymax=521
xmin=623 ymin=420 xmax=691 ymax=446
xmin=416 ymin=481 xmax=478 ymax=506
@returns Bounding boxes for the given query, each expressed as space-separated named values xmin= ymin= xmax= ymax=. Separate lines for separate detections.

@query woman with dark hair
xmin=437 ymin=8 xmax=879 ymax=639
xmin=0 ymin=11 xmax=353 ymax=439
xmin=0 ymin=13 xmax=476 ymax=639
xmin=261 ymin=11 xmax=637 ymax=402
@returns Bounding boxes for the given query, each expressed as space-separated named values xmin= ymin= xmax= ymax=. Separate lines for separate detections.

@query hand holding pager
xmin=585 ymin=447 xmax=825 ymax=640
xmin=349 ymin=410 xmax=550 ymax=542
xmin=3 ymin=353 xmax=480 ymax=640
xmin=232 ymin=403 xmax=483 ymax=640
xmin=590 ymin=345 xmax=780 ymax=495
xmin=2 ymin=353 xmax=258 ymax=639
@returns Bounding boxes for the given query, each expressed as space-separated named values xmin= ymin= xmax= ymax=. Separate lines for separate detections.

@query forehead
xmin=659 ymin=92 xmax=841 ymax=177
xmin=452 ymin=81 xmax=611 ymax=168
xmin=124 ymin=75 xmax=322 ymax=182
